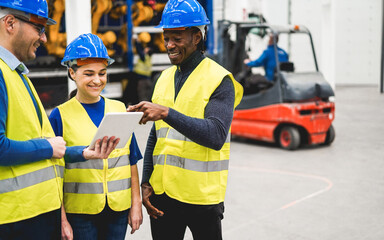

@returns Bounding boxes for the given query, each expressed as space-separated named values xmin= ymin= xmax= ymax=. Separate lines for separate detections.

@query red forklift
xmin=217 ymin=21 xmax=335 ymax=150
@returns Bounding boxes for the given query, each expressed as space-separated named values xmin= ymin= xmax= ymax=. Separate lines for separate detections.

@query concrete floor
xmin=126 ymin=85 xmax=384 ymax=240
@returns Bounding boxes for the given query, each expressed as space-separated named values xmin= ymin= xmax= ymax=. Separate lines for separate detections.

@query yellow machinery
xmin=46 ymin=0 xmax=66 ymax=57
xmin=46 ymin=0 xmax=166 ymax=59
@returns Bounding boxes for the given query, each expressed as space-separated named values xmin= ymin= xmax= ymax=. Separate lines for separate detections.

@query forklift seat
xmin=236 ymin=69 xmax=273 ymax=96
xmin=280 ymin=62 xmax=295 ymax=72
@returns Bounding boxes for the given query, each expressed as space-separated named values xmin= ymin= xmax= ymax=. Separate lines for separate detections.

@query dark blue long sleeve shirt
xmin=141 ymin=51 xmax=235 ymax=184
xmin=246 ymin=45 xmax=288 ymax=81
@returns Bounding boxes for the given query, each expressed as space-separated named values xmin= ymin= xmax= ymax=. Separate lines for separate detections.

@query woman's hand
xmin=83 ymin=136 xmax=120 ymax=159
xmin=61 ymin=218 xmax=73 ymax=240
xmin=128 ymin=164 xmax=143 ymax=234
xmin=61 ymin=206 xmax=73 ymax=240
xmin=128 ymin=201 xmax=143 ymax=234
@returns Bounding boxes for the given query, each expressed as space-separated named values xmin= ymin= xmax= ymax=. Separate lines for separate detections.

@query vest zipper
xmin=103 ymin=158 xmax=108 ymax=196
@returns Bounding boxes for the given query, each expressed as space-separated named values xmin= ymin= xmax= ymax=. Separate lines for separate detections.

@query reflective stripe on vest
xmin=64 ymin=155 xmax=131 ymax=195
xmin=64 ymin=178 xmax=131 ymax=194
xmin=55 ymin=165 xmax=64 ymax=179
xmin=0 ymin=166 xmax=57 ymax=194
xmin=153 ymin=155 xmax=229 ymax=172
xmin=108 ymin=178 xmax=132 ymax=192
xmin=64 ymin=182 xmax=103 ymax=194
xmin=65 ymin=155 xmax=129 ymax=170
xmin=156 ymin=127 xmax=230 ymax=143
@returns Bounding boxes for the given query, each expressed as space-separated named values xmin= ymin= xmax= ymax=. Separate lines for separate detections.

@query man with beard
xmin=0 ymin=1 xmax=65 ymax=239
xmin=128 ymin=0 xmax=243 ymax=239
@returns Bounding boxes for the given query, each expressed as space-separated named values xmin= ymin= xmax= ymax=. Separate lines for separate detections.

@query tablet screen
xmin=89 ymin=112 xmax=144 ymax=149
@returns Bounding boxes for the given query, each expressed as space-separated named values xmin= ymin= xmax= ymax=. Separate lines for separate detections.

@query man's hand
xmin=47 ymin=137 xmax=66 ymax=159
xmin=243 ymin=58 xmax=251 ymax=64
xmin=127 ymin=101 xmax=169 ymax=125
xmin=141 ymin=183 xmax=164 ymax=219
xmin=83 ymin=136 xmax=120 ymax=159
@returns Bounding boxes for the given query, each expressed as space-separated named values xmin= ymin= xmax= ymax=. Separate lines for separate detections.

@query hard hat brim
xmin=0 ymin=3 xmax=56 ymax=25
xmin=47 ymin=17 xmax=56 ymax=26
xmin=155 ymin=22 xmax=210 ymax=29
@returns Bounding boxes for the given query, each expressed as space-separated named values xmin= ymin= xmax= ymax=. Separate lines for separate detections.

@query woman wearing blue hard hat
xmin=128 ymin=0 xmax=243 ymax=239
xmin=49 ymin=33 xmax=143 ymax=239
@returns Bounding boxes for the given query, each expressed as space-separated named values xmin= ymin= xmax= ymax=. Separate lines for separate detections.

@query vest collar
xmin=0 ymin=46 xmax=29 ymax=74
xmin=178 ymin=50 xmax=205 ymax=73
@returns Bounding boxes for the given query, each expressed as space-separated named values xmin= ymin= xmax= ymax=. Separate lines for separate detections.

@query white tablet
xmin=89 ymin=112 xmax=144 ymax=149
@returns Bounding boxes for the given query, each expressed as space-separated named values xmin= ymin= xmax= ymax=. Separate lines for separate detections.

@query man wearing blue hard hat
xmin=128 ymin=0 xmax=243 ymax=239
xmin=0 ymin=0 xmax=64 ymax=239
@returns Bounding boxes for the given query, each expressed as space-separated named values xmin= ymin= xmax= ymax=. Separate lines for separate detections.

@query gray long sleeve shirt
xmin=142 ymin=51 xmax=235 ymax=184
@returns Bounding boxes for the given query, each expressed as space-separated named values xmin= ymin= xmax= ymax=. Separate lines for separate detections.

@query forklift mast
xmin=217 ymin=20 xmax=264 ymax=77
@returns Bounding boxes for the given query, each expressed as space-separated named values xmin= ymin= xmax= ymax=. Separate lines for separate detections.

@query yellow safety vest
xmin=58 ymin=97 xmax=132 ymax=214
xmin=151 ymin=58 xmax=243 ymax=205
xmin=0 ymin=59 xmax=64 ymax=224
xmin=134 ymin=55 xmax=152 ymax=77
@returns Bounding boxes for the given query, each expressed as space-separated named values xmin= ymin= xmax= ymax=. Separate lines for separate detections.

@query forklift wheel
xmin=279 ymin=126 xmax=300 ymax=150
xmin=323 ymin=124 xmax=335 ymax=145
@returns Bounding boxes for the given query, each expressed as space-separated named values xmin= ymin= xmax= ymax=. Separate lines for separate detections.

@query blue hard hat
xmin=61 ymin=33 xmax=115 ymax=67
xmin=0 ymin=0 xmax=56 ymax=25
xmin=156 ymin=0 xmax=210 ymax=29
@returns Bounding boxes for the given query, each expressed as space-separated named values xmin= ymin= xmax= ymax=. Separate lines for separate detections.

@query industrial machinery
xmin=217 ymin=21 xmax=335 ymax=150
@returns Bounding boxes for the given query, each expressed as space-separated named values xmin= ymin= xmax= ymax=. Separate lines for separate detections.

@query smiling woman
xmin=60 ymin=33 xmax=114 ymax=101
xmin=48 ymin=33 xmax=143 ymax=239
xmin=68 ymin=61 xmax=107 ymax=103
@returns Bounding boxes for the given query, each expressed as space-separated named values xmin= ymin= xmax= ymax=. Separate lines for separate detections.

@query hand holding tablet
xmin=83 ymin=136 xmax=120 ymax=159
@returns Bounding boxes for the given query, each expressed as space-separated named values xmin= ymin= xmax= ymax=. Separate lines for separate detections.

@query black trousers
xmin=150 ymin=193 xmax=224 ymax=240
xmin=0 ymin=209 xmax=61 ymax=240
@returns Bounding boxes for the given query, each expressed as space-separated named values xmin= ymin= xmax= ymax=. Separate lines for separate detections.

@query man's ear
xmin=3 ymin=15 xmax=16 ymax=34
xmin=193 ymin=31 xmax=202 ymax=46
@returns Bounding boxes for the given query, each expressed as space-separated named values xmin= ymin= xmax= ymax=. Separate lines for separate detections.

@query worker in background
xmin=49 ymin=33 xmax=143 ymax=239
xmin=122 ymin=31 xmax=154 ymax=105
xmin=244 ymin=34 xmax=288 ymax=81
xmin=134 ymin=32 xmax=153 ymax=102
xmin=0 ymin=1 xmax=66 ymax=238
xmin=127 ymin=0 xmax=243 ymax=239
